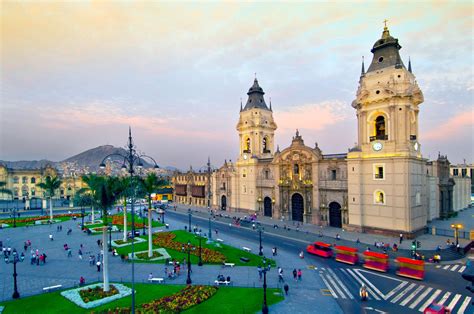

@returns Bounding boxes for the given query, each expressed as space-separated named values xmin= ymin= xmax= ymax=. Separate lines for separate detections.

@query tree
xmin=36 ymin=176 xmax=62 ymax=221
xmin=97 ymin=176 xmax=120 ymax=292
xmin=140 ymin=173 xmax=167 ymax=257
xmin=0 ymin=181 xmax=12 ymax=198
xmin=79 ymin=174 xmax=103 ymax=224
xmin=114 ymin=177 xmax=131 ymax=242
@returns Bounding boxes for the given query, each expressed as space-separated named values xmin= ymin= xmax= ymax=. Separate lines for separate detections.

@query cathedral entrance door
xmin=221 ymin=195 xmax=227 ymax=211
xmin=291 ymin=193 xmax=304 ymax=222
xmin=30 ymin=197 xmax=42 ymax=210
xmin=329 ymin=202 xmax=342 ymax=228
xmin=263 ymin=197 xmax=272 ymax=217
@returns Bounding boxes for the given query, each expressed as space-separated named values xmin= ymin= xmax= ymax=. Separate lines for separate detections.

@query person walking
xmin=278 ymin=267 xmax=284 ymax=283
xmin=96 ymin=261 xmax=101 ymax=272
xmin=284 ymin=283 xmax=289 ymax=296
xmin=297 ymin=269 xmax=302 ymax=281
xmin=67 ymin=248 xmax=72 ymax=258
xmin=49 ymin=234 xmax=54 ymax=241
xmin=399 ymin=233 xmax=403 ymax=244
xmin=78 ymin=249 xmax=83 ymax=260
xmin=292 ymin=269 xmax=297 ymax=282
xmin=258 ymin=265 xmax=263 ymax=281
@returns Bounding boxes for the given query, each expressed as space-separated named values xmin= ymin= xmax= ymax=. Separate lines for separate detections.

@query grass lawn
xmin=115 ymin=230 xmax=276 ymax=267
xmin=0 ymin=284 xmax=283 ymax=314
xmin=0 ymin=215 xmax=73 ymax=228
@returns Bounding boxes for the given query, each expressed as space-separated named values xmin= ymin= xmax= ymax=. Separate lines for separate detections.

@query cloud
xmin=423 ymin=110 xmax=474 ymax=141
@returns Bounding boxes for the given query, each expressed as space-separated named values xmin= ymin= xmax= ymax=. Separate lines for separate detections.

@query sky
xmin=1 ymin=1 xmax=473 ymax=170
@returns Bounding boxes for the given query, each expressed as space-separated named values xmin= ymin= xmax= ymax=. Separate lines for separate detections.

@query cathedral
xmin=173 ymin=25 xmax=470 ymax=237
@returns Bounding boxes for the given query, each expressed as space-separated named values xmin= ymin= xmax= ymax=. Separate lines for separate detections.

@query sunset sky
xmin=1 ymin=1 xmax=472 ymax=169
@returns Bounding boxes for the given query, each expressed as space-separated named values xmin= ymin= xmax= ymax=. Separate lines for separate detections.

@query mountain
xmin=0 ymin=159 xmax=57 ymax=169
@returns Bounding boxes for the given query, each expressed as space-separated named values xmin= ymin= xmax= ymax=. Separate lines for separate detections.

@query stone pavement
xmin=172 ymin=204 xmax=470 ymax=262
xmin=0 ymin=211 xmax=341 ymax=314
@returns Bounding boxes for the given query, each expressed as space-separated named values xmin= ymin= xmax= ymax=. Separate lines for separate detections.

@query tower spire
xmin=361 ymin=56 xmax=365 ymax=76
xmin=408 ymin=57 xmax=412 ymax=73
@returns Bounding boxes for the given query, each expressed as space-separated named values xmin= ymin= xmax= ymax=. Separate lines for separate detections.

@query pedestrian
xmin=23 ymin=242 xmax=28 ymax=252
xmin=148 ymin=273 xmax=153 ymax=281
xmin=336 ymin=233 xmax=340 ymax=240
xmin=49 ymin=234 xmax=53 ymax=241
xmin=297 ymin=269 xmax=302 ymax=281
xmin=258 ymin=265 xmax=263 ymax=280
xmin=356 ymin=238 xmax=360 ymax=244
xmin=68 ymin=248 xmax=72 ymax=257
xmin=79 ymin=276 xmax=85 ymax=286
xmin=399 ymin=233 xmax=403 ymax=244
xmin=284 ymin=283 xmax=289 ymax=295
xmin=278 ymin=267 xmax=284 ymax=283
xmin=78 ymin=249 xmax=83 ymax=260
xmin=292 ymin=269 xmax=297 ymax=281
xmin=97 ymin=239 xmax=101 ymax=247
xmin=43 ymin=253 xmax=47 ymax=264
xmin=96 ymin=261 xmax=101 ymax=272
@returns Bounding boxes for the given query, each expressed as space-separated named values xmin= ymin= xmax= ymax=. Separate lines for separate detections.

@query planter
xmin=61 ymin=283 xmax=131 ymax=309
xmin=89 ymin=226 xmax=120 ymax=234
xmin=34 ymin=219 xmax=61 ymax=225
xmin=111 ymin=237 xmax=146 ymax=247
xmin=129 ymin=248 xmax=171 ymax=261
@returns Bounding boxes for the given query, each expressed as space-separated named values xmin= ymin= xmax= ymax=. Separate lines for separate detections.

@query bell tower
xmin=347 ymin=24 xmax=427 ymax=236
xmin=236 ymin=78 xmax=277 ymax=162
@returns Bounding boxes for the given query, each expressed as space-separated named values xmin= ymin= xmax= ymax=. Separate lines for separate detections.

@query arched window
xmin=374 ymin=190 xmax=385 ymax=205
xmin=22 ymin=176 xmax=28 ymax=184
xmin=21 ymin=186 xmax=28 ymax=197
xmin=264 ymin=170 xmax=269 ymax=180
xmin=375 ymin=116 xmax=386 ymax=138
xmin=31 ymin=188 xmax=36 ymax=196
xmin=263 ymin=137 xmax=269 ymax=153
xmin=293 ymin=164 xmax=299 ymax=175
xmin=30 ymin=177 xmax=36 ymax=184
xmin=244 ymin=137 xmax=251 ymax=153
xmin=13 ymin=176 xmax=19 ymax=184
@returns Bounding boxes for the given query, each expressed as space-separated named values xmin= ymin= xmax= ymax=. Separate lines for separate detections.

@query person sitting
xmin=226 ymin=276 xmax=231 ymax=282
xmin=217 ymin=274 xmax=225 ymax=282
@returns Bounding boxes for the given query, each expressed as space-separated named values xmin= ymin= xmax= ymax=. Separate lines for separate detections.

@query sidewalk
xmin=171 ymin=203 xmax=468 ymax=262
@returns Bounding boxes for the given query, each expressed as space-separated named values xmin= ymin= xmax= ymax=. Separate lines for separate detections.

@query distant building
xmin=172 ymin=167 xmax=212 ymax=208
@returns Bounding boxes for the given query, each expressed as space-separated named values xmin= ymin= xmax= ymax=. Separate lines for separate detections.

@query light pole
xmin=4 ymin=249 xmax=25 ymax=299
xmin=198 ymin=237 xmax=203 ymax=266
xmin=261 ymin=256 xmax=269 ymax=314
xmin=108 ymin=223 xmax=112 ymax=252
xmin=12 ymin=205 xmax=17 ymax=228
xmin=257 ymin=225 xmax=264 ymax=256
xmin=451 ymin=224 xmax=463 ymax=246
xmin=99 ymin=127 xmax=159 ymax=314
xmin=188 ymin=208 xmax=192 ymax=233
xmin=182 ymin=241 xmax=193 ymax=284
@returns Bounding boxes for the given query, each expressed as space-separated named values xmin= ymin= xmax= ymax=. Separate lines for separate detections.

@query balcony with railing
xmin=369 ymin=135 xmax=388 ymax=142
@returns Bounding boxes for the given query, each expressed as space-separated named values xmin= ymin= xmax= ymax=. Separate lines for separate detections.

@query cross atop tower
xmin=383 ymin=19 xmax=388 ymax=29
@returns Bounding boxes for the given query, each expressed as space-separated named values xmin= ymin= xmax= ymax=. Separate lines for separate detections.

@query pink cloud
xmin=423 ymin=111 xmax=473 ymax=140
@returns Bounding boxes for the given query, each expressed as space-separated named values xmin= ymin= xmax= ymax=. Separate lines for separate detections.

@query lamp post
xmin=261 ymin=256 xmax=269 ymax=314
xmin=198 ymin=237 xmax=203 ymax=266
xmin=12 ymin=205 xmax=17 ymax=228
xmin=99 ymin=127 xmax=159 ymax=314
xmin=182 ymin=241 xmax=193 ymax=284
xmin=450 ymin=224 xmax=463 ymax=246
xmin=188 ymin=208 xmax=192 ymax=233
xmin=108 ymin=223 xmax=113 ymax=252
xmin=4 ymin=249 xmax=25 ymax=299
xmin=257 ymin=225 xmax=264 ymax=256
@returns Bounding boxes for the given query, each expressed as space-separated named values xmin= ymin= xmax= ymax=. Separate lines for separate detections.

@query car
xmin=127 ymin=230 xmax=140 ymax=238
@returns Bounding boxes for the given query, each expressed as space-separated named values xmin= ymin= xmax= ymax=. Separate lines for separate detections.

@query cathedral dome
xmin=367 ymin=25 xmax=405 ymax=73
xmin=243 ymin=78 xmax=270 ymax=111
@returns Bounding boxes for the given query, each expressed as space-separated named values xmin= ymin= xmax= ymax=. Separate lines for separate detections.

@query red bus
xmin=395 ymin=257 xmax=424 ymax=280
xmin=363 ymin=251 xmax=389 ymax=272
xmin=306 ymin=241 xmax=333 ymax=258
xmin=335 ymin=245 xmax=358 ymax=265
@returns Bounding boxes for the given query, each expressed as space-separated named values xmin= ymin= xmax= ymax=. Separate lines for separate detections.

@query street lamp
xmin=261 ymin=256 xmax=269 ymax=314
xmin=4 ymin=249 xmax=25 ymax=299
xmin=198 ymin=237 xmax=203 ymax=266
xmin=188 ymin=208 xmax=192 ymax=233
xmin=108 ymin=223 xmax=113 ymax=252
xmin=99 ymin=127 xmax=159 ymax=314
xmin=182 ymin=241 xmax=194 ymax=284
xmin=257 ymin=225 xmax=264 ymax=256
xmin=450 ymin=224 xmax=463 ymax=246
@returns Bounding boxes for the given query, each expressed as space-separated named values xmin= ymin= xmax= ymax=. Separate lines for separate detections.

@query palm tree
xmin=80 ymin=174 xmax=102 ymax=223
xmin=36 ymin=176 xmax=62 ymax=221
xmin=140 ymin=173 xmax=167 ymax=257
xmin=97 ymin=176 xmax=119 ymax=292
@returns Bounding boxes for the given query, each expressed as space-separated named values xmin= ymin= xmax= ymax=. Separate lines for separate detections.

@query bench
xmin=240 ymin=257 xmax=250 ymax=263
xmin=214 ymin=280 xmax=232 ymax=286
xmin=223 ymin=262 xmax=235 ymax=267
xmin=216 ymin=238 xmax=224 ymax=243
xmin=242 ymin=247 xmax=251 ymax=252
xmin=148 ymin=277 xmax=164 ymax=283
xmin=43 ymin=284 xmax=62 ymax=292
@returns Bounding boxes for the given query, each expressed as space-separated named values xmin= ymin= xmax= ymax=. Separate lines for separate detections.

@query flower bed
xmin=61 ymin=283 xmax=131 ymax=309
xmin=111 ymin=215 xmax=145 ymax=228
xmin=88 ymin=225 xmax=120 ymax=234
xmin=129 ymin=248 xmax=170 ymax=261
xmin=80 ymin=285 xmax=119 ymax=303
xmin=34 ymin=219 xmax=61 ymax=225
xmin=152 ymin=232 xmax=226 ymax=263
xmin=0 ymin=213 xmax=77 ymax=225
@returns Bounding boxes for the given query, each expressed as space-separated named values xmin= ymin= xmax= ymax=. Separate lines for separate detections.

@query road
xmin=166 ymin=210 xmax=473 ymax=314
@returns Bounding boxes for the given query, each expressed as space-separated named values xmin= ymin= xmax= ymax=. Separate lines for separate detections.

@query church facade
xmin=172 ymin=25 xmax=471 ymax=237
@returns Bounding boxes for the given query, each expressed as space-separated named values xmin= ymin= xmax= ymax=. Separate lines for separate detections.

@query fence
xmin=426 ymin=226 xmax=471 ymax=239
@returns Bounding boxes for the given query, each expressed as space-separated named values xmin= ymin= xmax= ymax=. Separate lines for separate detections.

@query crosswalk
xmin=318 ymin=267 xmax=472 ymax=314
xmin=435 ymin=263 xmax=467 ymax=273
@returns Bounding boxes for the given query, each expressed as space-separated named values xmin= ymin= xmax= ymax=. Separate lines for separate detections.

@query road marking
xmin=451 ymin=265 xmax=459 ymax=271
xmin=321 ymin=289 xmax=332 ymax=296
xmin=327 ymin=268 xmax=354 ymax=299
xmin=443 ymin=265 xmax=450 ymax=270
xmin=391 ymin=283 xmax=416 ymax=303
xmin=418 ymin=289 xmax=442 ymax=312
xmin=363 ymin=307 xmax=388 ymax=314
xmin=324 ymin=272 xmax=347 ymax=299
xmin=353 ymin=269 xmax=386 ymax=300
xmin=447 ymin=294 xmax=462 ymax=311
xmin=457 ymin=296 xmax=471 ymax=314
xmin=319 ymin=273 xmax=338 ymax=298
xmin=458 ymin=265 xmax=466 ymax=273
xmin=436 ymin=265 xmax=441 ymax=268
xmin=409 ymin=286 xmax=433 ymax=309
xmin=384 ymin=281 xmax=408 ymax=300
xmin=437 ymin=292 xmax=451 ymax=305
xmin=345 ymin=268 xmax=380 ymax=301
